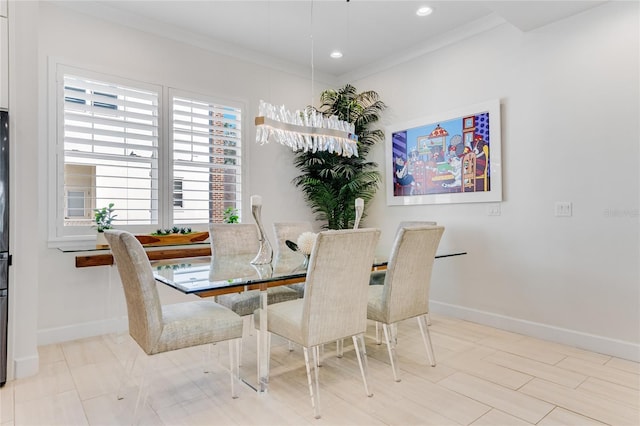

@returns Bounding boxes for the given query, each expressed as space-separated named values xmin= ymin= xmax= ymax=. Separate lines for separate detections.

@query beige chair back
xmin=382 ymin=225 xmax=444 ymax=324
xmin=208 ymin=223 xmax=259 ymax=256
xmin=273 ymin=222 xmax=313 ymax=258
xmin=104 ymin=230 xmax=163 ymax=354
xmin=398 ymin=220 xmax=437 ymax=229
xmin=302 ymin=228 xmax=380 ymax=347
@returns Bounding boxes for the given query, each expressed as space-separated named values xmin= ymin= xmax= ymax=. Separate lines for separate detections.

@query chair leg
xmin=132 ymin=355 xmax=156 ymax=423
xmin=229 ymin=339 xmax=240 ymax=399
xmin=288 ymin=340 xmax=294 ymax=352
xmin=417 ymin=315 xmax=436 ymax=366
xmin=303 ymin=346 xmax=322 ymax=419
xmin=375 ymin=321 xmax=382 ymax=345
xmin=382 ymin=323 xmax=401 ymax=382
xmin=352 ymin=334 xmax=373 ymax=397
xmin=336 ymin=339 xmax=344 ymax=358
xmin=117 ymin=342 xmax=138 ymax=400
xmin=203 ymin=343 xmax=214 ymax=373
xmin=314 ymin=346 xmax=323 ymax=367
xmin=244 ymin=315 xmax=253 ymax=336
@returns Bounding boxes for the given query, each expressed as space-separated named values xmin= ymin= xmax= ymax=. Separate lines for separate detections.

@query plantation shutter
xmin=171 ymin=94 xmax=242 ymax=224
xmin=62 ymin=74 xmax=160 ymax=226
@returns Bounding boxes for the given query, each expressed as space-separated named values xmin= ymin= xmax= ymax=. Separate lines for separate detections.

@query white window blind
xmin=171 ymin=95 xmax=242 ymax=224
xmin=53 ymin=66 xmax=245 ymax=241
xmin=62 ymin=74 xmax=159 ymax=227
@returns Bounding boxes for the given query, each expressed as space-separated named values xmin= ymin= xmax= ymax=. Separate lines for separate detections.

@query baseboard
xmin=430 ymin=300 xmax=640 ymax=362
xmin=37 ymin=317 xmax=128 ymax=346
xmin=13 ymin=354 xmax=39 ymax=380
xmin=34 ymin=302 xmax=640 ymax=363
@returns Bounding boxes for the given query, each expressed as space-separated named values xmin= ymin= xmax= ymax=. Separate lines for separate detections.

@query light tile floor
xmin=1 ymin=314 xmax=638 ymax=425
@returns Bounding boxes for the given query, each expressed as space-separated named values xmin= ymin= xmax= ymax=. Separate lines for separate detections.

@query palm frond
xmin=293 ymin=84 xmax=386 ymax=229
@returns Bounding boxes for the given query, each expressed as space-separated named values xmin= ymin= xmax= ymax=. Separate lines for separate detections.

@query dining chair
xmin=370 ymin=220 xmax=439 ymax=344
xmin=274 ymin=221 xmax=344 ymax=358
xmin=272 ymin=221 xmax=314 ymax=297
xmin=370 ymin=220 xmax=437 ymax=286
xmin=209 ymin=223 xmax=299 ymax=320
xmin=104 ymin=230 xmax=244 ymax=420
xmin=261 ymin=228 xmax=381 ymax=418
xmin=367 ymin=224 xmax=444 ymax=381
xmin=368 ymin=221 xmax=437 ymax=345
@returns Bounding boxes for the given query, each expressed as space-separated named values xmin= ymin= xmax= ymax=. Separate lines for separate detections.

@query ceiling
xmin=58 ymin=1 xmax=607 ymax=82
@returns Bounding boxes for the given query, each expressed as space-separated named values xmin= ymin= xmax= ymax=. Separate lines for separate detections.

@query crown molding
xmin=52 ymin=1 xmax=340 ymax=87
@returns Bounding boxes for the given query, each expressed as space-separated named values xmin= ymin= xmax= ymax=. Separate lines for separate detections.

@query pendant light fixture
xmin=254 ymin=0 xmax=358 ymax=157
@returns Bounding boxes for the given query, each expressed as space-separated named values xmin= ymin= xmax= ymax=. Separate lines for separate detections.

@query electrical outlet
xmin=487 ymin=203 xmax=501 ymax=216
xmin=555 ymin=201 xmax=572 ymax=217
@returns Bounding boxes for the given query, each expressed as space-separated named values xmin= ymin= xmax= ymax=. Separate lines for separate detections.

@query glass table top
xmin=153 ymin=252 xmax=351 ymax=294
xmin=152 ymin=250 xmax=466 ymax=296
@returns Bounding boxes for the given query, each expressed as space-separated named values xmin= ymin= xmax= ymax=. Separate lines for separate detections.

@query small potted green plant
xmin=136 ymin=226 xmax=209 ymax=246
xmin=223 ymin=207 xmax=239 ymax=224
xmin=94 ymin=203 xmax=116 ymax=246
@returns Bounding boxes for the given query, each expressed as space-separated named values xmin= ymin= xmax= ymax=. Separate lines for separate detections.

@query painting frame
xmin=385 ymin=99 xmax=502 ymax=206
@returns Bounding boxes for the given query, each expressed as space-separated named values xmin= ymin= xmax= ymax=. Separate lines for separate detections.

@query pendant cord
xmin=267 ymin=0 xmax=272 ymax=104
xmin=310 ymin=0 xmax=315 ymax=109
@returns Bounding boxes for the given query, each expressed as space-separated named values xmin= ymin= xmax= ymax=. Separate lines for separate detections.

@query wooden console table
xmin=62 ymin=243 xmax=211 ymax=268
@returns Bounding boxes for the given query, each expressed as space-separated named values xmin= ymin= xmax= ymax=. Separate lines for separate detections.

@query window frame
xmin=48 ymin=64 xmax=245 ymax=247
xmin=168 ymin=88 xmax=244 ymax=226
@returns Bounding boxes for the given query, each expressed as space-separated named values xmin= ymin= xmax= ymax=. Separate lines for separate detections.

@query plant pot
xmin=134 ymin=231 xmax=209 ymax=247
xmin=96 ymin=232 xmax=108 ymax=248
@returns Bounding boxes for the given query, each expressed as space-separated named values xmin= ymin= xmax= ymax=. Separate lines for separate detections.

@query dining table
xmin=152 ymin=248 xmax=467 ymax=393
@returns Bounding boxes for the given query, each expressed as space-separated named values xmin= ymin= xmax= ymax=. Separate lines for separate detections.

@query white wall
xmin=8 ymin=0 xmax=41 ymax=380
xmin=8 ymin=1 xmax=639 ymax=380
xmin=355 ymin=1 xmax=639 ymax=359
xmin=10 ymin=1 xmax=320 ymax=379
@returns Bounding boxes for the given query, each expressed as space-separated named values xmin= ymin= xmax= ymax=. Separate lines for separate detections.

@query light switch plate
xmin=555 ymin=201 xmax=572 ymax=217
xmin=487 ymin=203 xmax=501 ymax=216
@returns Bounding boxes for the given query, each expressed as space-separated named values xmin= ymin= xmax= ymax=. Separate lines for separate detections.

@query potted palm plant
xmin=292 ymin=84 xmax=386 ymax=229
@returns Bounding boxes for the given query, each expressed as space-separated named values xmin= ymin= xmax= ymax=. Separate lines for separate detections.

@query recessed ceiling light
xmin=416 ymin=6 xmax=433 ymax=17
xmin=330 ymin=50 xmax=343 ymax=59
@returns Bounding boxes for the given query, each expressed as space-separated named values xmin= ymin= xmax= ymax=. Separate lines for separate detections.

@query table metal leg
xmin=258 ymin=287 xmax=269 ymax=393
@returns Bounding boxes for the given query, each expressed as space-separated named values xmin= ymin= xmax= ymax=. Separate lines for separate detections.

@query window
xmin=61 ymin=73 xmax=160 ymax=231
xmin=171 ymin=93 xmax=242 ymax=224
xmin=54 ymin=66 xmax=243 ymax=241
xmin=66 ymin=191 xmax=87 ymax=218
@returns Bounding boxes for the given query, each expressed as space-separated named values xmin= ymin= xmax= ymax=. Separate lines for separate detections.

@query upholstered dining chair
xmin=398 ymin=220 xmax=437 ymax=227
xmin=367 ymin=225 xmax=444 ymax=382
xmin=272 ymin=221 xmax=314 ymax=297
xmin=369 ymin=221 xmax=437 ymax=286
xmin=370 ymin=220 xmax=440 ymax=344
xmin=369 ymin=221 xmax=439 ymax=344
xmin=208 ymin=223 xmax=299 ymax=317
xmin=104 ymin=230 xmax=244 ymax=419
xmin=261 ymin=228 xmax=381 ymax=418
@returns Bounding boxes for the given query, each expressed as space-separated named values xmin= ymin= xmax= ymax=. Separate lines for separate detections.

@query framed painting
xmin=386 ymin=99 xmax=502 ymax=205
